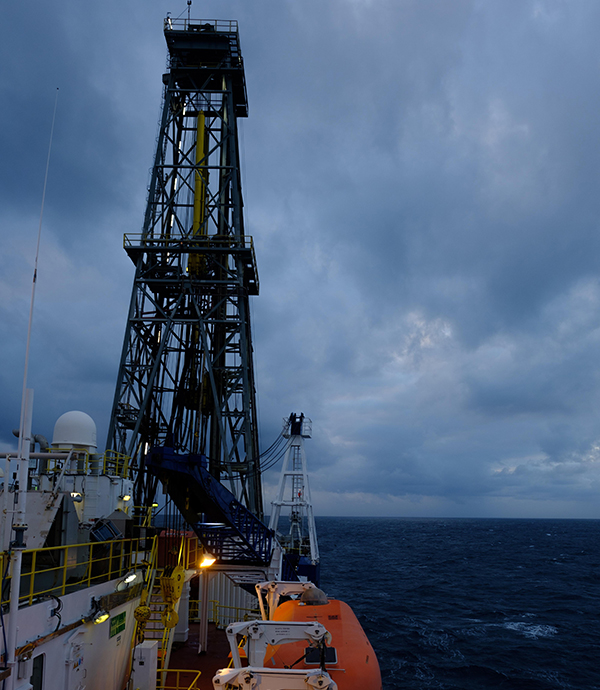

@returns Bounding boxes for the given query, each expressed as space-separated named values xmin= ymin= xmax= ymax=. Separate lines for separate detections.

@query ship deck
xmin=168 ymin=621 xmax=231 ymax=690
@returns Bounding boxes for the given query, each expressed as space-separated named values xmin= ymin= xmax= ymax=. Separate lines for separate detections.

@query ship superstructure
xmin=0 ymin=409 xmax=151 ymax=690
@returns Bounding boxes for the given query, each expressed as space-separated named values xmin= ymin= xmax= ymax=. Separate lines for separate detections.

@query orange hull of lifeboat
xmin=265 ymin=598 xmax=382 ymax=690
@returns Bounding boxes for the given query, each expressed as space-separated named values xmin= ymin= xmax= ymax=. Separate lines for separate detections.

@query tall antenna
xmin=187 ymin=0 xmax=192 ymax=25
xmin=17 ymin=88 xmax=59 ymax=458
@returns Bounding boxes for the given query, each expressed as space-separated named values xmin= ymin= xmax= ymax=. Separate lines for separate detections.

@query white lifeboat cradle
xmin=213 ymin=614 xmax=337 ymax=689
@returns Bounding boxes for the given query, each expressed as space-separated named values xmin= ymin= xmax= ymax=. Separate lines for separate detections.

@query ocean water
xmin=316 ymin=517 xmax=600 ymax=690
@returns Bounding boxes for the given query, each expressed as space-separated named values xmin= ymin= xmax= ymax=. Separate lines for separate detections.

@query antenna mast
xmin=17 ymin=88 xmax=58 ymax=460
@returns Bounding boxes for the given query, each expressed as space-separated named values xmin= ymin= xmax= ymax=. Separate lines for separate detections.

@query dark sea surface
xmin=316 ymin=517 xmax=600 ymax=690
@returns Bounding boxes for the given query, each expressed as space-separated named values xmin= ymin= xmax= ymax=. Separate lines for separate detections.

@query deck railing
xmin=157 ymin=669 xmax=201 ymax=690
xmin=189 ymin=599 xmax=260 ymax=628
xmin=1 ymin=537 xmax=151 ymax=607
xmin=34 ymin=449 xmax=130 ymax=478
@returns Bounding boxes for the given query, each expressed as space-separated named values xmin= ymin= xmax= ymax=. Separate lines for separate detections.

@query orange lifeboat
xmin=264 ymin=593 xmax=382 ymax=690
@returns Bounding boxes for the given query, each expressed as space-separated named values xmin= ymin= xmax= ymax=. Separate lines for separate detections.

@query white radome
xmin=52 ymin=410 xmax=97 ymax=450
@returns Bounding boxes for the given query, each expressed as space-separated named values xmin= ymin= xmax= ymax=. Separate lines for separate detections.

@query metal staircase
xmin=143 ymin=572 xmax=183 ymax=678
xmin=129 ymin=537 xmax=185 ymax=683
xmin=147 ymin=446 xmax=272 ymax=565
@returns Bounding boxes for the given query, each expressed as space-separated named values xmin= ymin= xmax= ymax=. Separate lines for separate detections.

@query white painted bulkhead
xmin=205 ymin=573 xmax=258 ymax=626
xmin=8 ymin=577 xmax=141 ymax=690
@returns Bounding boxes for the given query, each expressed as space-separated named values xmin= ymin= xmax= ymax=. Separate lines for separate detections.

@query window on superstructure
xmin=30 ymin=653 xmax=44 ymax=690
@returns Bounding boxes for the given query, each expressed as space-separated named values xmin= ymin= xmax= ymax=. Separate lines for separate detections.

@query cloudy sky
xmin=2 ymin=0 xmax=600 ymax=518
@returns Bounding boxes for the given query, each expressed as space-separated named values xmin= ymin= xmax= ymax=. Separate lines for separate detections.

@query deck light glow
xmin=200 ymin=555 xmax=216 ymax=568
xmin=92 ymin=610 xmax=109 ymax=624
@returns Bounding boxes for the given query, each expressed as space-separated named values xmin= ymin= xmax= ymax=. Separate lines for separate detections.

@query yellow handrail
xmin=158 ymin=535 xmax=187 ymax=672
xmin=36 ymin=449 xmax=130 ymax=478
xmin=3 ymin=536 xmax=151 ymax=606
xmin=125 ymin=536 xmax=158 ymax=686
xmin=134 ymin=504 xmax=156 ymax=528
xmin=157 ymin=669 xmax=201 ymax=690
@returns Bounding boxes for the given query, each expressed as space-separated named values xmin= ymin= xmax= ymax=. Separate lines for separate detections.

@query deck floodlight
xmin=200 ymin=554 xmax=216 ymax=568
xmin=92 ymin=609 xmax=109 ymax=624
xmin=121 ymin=494 xmax=131 ymax=501
xmin=116 ymin=570 xmax=142 ymax=591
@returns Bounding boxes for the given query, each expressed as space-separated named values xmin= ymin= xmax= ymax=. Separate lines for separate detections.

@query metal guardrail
xmin=2 ymin=537 xmax=150 ymax=607
xmin=158 ymin=535 xmax=191 ymax=675
xmin=128 ymin=536 xmax=159 ymax=658
xmin=123 ymin=233 xmax=259 ymax=294
xmin=102 ymin=450 xmax=131 ymax=477
xmin=189 ymin=599 xmax=260 ymax=628
xmin=158 ymin=669 xmax=201 ymax=690
xmin=123 ymin=233 xmax=255 ymax=253
xmin=164 ymin=17 xmax=239 ymax=34
xmin=39 ymin=449 xmax=130 ymax=478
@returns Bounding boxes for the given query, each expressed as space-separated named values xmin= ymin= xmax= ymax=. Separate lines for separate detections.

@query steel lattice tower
xmin=107 ymin=18 xmax=262 ymax=517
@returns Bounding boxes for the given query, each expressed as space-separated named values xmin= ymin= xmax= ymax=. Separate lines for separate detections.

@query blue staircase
xmin=146 ymin=446 xmax=277 ymax=567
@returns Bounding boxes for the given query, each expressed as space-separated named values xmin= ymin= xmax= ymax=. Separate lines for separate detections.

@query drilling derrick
xmin=107 ymin=18 xmax=262 ymax=518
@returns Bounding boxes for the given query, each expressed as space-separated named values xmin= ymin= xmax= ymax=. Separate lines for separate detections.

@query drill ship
xmin=0 ymin=16 xmax=381 ymax=690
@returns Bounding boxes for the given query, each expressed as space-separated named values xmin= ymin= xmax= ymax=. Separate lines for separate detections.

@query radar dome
xmin=52 ymin=411 xmax=97 ymax=451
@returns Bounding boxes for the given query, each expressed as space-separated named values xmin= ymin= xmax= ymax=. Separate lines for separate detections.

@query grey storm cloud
xmin=2 ymin=0 xmax=600 ymax=517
